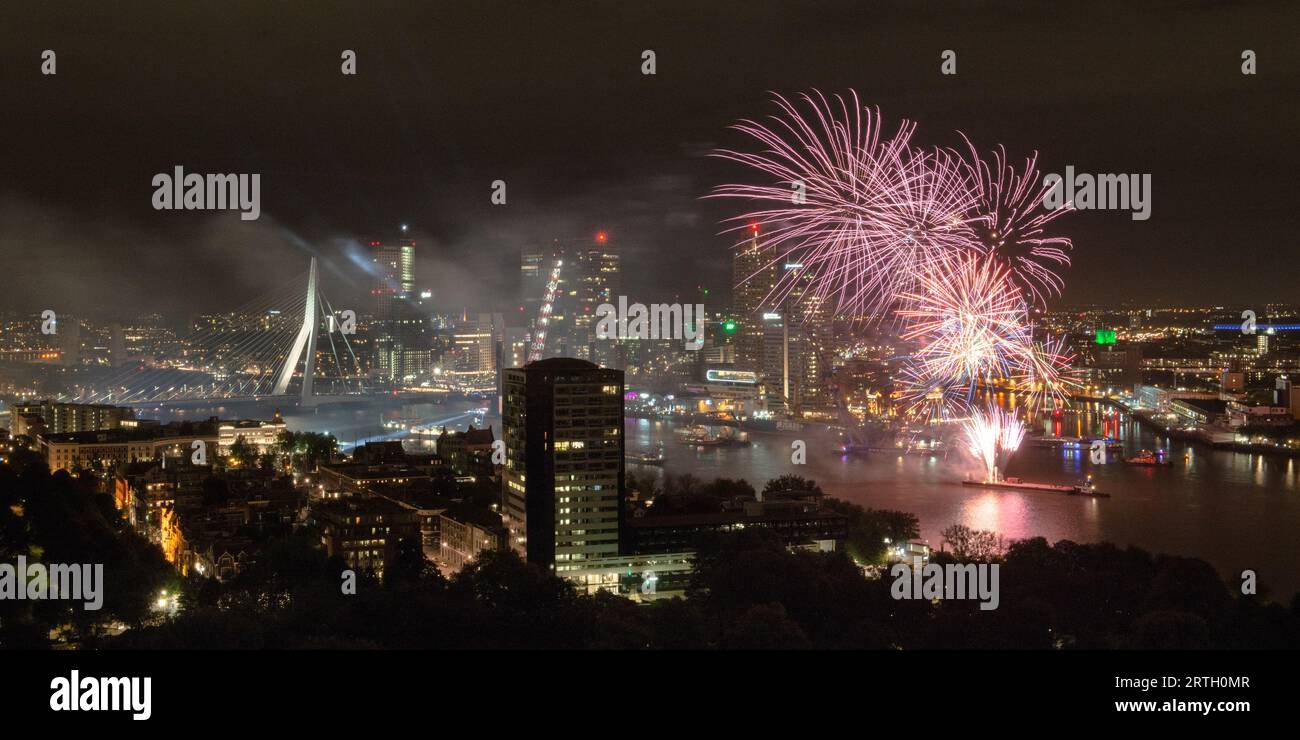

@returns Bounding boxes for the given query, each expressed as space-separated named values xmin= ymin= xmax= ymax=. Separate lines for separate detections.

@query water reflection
xmin=629 ymin=405 xmax=1300 ymax=598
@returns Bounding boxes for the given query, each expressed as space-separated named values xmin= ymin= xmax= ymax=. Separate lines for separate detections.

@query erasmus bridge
xmin=61 ymin=258 xmax=379 ymax=409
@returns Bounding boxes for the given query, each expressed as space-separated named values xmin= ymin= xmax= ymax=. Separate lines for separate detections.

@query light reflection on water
xmin=627 ymin=404 xmax=1300 ymax=599
xmin=149 ymin=398 xmax=1300 ymax=598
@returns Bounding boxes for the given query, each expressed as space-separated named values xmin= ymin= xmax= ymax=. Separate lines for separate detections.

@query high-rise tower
xmin=500 ymin=358 xmax=625 ymax=569
xmin=372 ymin=238 xmax=415 ymax=317
xmin=731 ymin=224 xmax=777 ymax=375
xmin=575 ymin=232 xmax=620 ymax=365
xmin=523 ymin=233 xmax=619 ymax=365
xmin=371 ymin=237 xmax=419 ymax=381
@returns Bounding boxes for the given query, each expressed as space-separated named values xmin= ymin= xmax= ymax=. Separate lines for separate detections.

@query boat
xmin=673 ymin=425 xmax=750 ymax=447
xmin=1125 ymin=449 xmax=1172 ymax=466
xmin=836 ymin=441 xmax=873 ymax=456
xmin=961 ymin=475 xmax=1110 ymax=498
xmin=901 ymin=437 xmax=946 ymax=456
xmin=834 ymin=423 xmax=901 ymax=456
xmin=739 ymin=416 xmax=809 ymax=435
xmin=1026 ymin=435 xmax=1122 ymax=451
xmin=626 ymin=446 xmax=665 ymax=466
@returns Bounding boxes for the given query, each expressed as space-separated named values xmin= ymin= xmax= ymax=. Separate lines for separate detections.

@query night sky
xmin=2 ymin=0 xmax=1297 ymax=319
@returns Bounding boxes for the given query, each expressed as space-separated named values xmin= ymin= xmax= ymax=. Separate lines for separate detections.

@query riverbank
xmin=1076 ymin=394 xmax=1300 ymax=459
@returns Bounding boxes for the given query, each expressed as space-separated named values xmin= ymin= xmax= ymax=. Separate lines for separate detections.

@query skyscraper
xmin=370 ymin=238 xmax=421 ymax=381
xmin=451 ymin=313 xmax=497 ymax=375
xmin=731 ymin=225 xmax=777 ymax=375
xmin=59 ymin=315 xmax=82 ymax=367
xmin=522 ymin=234 xmax=619 ymax=365
xmin=372 ymin=238 xmax=415 ymax=317
xmin=500 ymin=358 xmax=625 ymax=569
xmin=520 ymin=246 xmax=559 ymax=361
xmin=520 ymin=248 xmax=546 ymax=327
xmin=109 ymin=323 xmax=128 ymax=367
xmin=503 ymin=327 xmax=529 ymax=369
xmin=776 ymin=262 xmax=833 ymax=409
xmin=575 ymin=232 xmax=619 ymax=365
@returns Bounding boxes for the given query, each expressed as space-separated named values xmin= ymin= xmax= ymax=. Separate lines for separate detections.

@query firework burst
xmin=957 ymin=136 xmax=1073 ymax=305
xmin=710 ymin=90 xmax=977 ymax=319
xmin=1012 ymin=332 xmax=1080 ymax=414
xmin=897 ymin=254 xmax=1030 ymax=402
xmin=714 ymin=90 xmax=1080 ymax=425
xmin=962 ymin=405 xmax=1026 ymax=483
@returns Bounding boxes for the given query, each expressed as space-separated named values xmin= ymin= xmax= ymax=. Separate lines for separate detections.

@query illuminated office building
xmin=500 ymin=358 xmax=624 ymax=569
xmin=731 ymin=225 xmax=777 ymax=375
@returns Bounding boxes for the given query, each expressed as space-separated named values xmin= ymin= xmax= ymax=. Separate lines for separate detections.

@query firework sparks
xmin=1012 ymin=332 xmax=1081 ymax=414
xmin=897 ymin=254 xmax=1030 ymax=403
xmin=957 ymin=136 xmax=1073 ymax=305
xmin=963 ymin=406 xmax=1026 ymax=483
xmin=710 ymin=90 xmax=977 ymax=320
xmin=714 ymin=90 xmax=1080 ymax=425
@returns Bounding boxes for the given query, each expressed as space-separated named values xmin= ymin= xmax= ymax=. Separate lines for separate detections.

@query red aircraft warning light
xmin=596 ymin=231 xmax=608 ymax=243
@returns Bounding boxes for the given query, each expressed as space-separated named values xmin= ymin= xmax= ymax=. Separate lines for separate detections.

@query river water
xmin=149 ymin=396 xmax=1300 ymax=599
xmin=627 ymin=401 xmax=1300 ymax=600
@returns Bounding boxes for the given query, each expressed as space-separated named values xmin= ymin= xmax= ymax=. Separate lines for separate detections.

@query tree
xmin=384 ymin=536 xmax=442 ymax=589
xmin=660 ymin=473 xmax=703 ymax=498
xmin=1128 ymin=611 xmax=1210 ymax=649
xmin=941 ymin=524 xmax=1005 ymax=562
xmin=201 ymin=476 xmax=231 ymax=507
xmin=822 ymin=499 xmax=920 ymax=564
xmin=724 ymin=603 xmax=811 ymax=649
xmin=625 ymin=471 xmax=660 ymax=499
xmin=227 ymin=435 xmax=258 ymax=468
xmin=762 ymin=474 xmax=823 ymax=497
xmin=701 ymin=478 xmax=756 ymax=500
xmin=449 ymin=549 xmax=575 ymax=613
xmin=257 ymin=452 xmax=278 ymax=472
xmin=0 ymin=452 xmax=173 ymax=645
xmin=275 ymin=430 xmax=339 ymax=474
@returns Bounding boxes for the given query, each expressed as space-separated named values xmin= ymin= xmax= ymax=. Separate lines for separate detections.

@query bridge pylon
xmin=272 ymin=257 xmax=319 ymax=400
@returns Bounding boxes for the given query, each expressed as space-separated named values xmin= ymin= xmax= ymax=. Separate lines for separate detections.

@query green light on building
xmin=1095 ymin=330 xmax=1117 ymax=345
xmin=722 ymin=320 xmax=737 ymax=334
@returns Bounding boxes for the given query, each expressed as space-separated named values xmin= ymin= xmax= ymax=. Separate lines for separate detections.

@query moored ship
xmin=674 ymin=425 xmax=751 ymax=447
xmin=1125 ymin=449 xmax=1172 ymax=466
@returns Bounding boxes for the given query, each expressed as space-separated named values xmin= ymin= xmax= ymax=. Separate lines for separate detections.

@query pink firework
xmin=897 ymin=254 xmax=1031 ymax=403
xmin=957 ymin=135 xmax=1073 ymax=305
xmin=1012 ymin=332 xmax=1080 ymax=414
xmin=711 ymin=91 xmax=978 ymax=319
xmin=713 ymin=91 xmax=1081 ymax=424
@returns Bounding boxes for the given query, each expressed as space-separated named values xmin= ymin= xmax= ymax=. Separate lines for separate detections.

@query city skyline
xmin=5 ymin=2 xmax=1300 ymax=703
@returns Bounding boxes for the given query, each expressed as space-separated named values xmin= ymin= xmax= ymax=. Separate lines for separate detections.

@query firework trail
xmin=957 ymin=136 xmax=1073 ymax=306
xmin=710 ymin=90 xmax=978 ymax=320
xmin=962 ymin=405 xmax=1026 ymax=482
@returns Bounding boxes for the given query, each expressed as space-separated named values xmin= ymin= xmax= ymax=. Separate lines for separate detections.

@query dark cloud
xmin=1 ymin=0 xmax=1297 ymax=317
